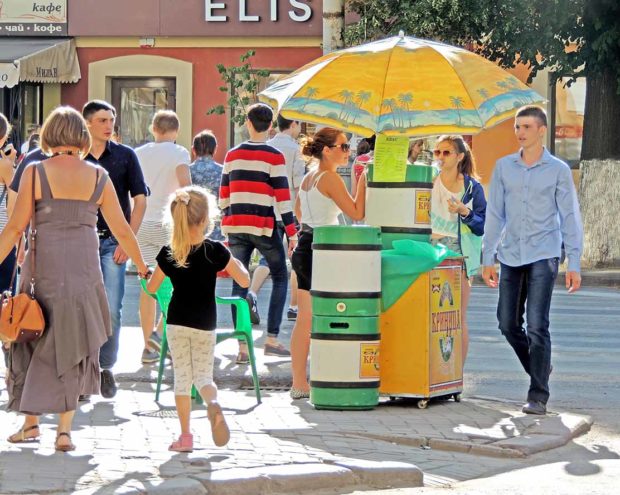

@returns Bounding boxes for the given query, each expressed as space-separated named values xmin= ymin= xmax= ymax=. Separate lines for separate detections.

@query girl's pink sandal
xmin=169 ymin=432 xmax=193 ymax=452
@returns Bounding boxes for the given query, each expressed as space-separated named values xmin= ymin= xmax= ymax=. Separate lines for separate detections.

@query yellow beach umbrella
xmin=259 ymin=33 xmax=545 ymax=137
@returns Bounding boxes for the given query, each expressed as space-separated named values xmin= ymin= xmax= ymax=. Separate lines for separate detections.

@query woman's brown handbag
xmin=0 ymin=166 xmax=45 ymax=343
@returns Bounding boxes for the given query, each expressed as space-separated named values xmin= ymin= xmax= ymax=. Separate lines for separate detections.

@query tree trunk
xmin=581 ymin=68 xmax=620 ymax=160
xmin=579 ymin=159 xmax=620 ymax=267
xmin=323 ymin=0 xmax=345 ymax=54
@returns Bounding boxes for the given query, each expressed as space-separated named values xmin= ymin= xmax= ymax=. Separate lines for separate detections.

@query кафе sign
xmin=0 ymin=0 xmax=67 ymax=36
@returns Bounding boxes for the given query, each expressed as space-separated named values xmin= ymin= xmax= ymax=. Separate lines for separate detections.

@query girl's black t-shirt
xmin=156 ymin=240 xmax=231 ymax=331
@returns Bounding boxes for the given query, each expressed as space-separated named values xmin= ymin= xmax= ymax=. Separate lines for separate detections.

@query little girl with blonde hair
xmin=147 ymin=186 xmax=249 ymax=452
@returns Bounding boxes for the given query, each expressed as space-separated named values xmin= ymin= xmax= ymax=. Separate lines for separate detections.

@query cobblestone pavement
xmin=0 ymin=336 xmax=591 ymax=495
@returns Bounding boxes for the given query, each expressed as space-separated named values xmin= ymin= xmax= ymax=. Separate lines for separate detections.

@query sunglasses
xmin=329 ymin=143 xmax=351 ymax=152
xmin=433 ymin=149 xmax=455 ymax=157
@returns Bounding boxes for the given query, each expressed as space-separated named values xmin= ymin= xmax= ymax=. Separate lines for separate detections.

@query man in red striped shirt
xmin=220 ymin=103 xmax=298 ymax=363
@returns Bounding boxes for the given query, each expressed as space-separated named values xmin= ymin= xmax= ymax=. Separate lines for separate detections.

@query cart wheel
xmin=453 ymin=393 xmax=462 ymax=403
xmin=417 ymin=399 xmax=429 ymax=409
xmin=389 ymin=396 xmax=396 ymax=401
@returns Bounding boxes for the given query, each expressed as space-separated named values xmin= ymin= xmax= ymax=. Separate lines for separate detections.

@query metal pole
xmin=322 ymin=0 xmax=345 ymax=54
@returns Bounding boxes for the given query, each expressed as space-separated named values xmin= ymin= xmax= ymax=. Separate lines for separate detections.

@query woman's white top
xmin=299 ymin=171 xmax=342 ymax=228
xmin=430 ymin=175 xmax=462 ymax=238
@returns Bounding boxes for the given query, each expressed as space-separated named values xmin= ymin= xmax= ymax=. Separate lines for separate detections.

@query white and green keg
xmin=310 ymin=315 xmax=380 ymax=410
xmin=365 ymin=164 xmax=434 ymax=248
xmin=311 ymin=225 xmax=382 ymax=317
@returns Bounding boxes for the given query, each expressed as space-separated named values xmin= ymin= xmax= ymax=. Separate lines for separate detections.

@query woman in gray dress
xmin=0 ymin=107 xmax=150 ymax=452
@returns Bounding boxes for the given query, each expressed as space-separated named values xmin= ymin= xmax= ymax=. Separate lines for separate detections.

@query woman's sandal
xmin=55 ymin=432 xmax=76 ymax=452
xmin=235 ymin=351 xmax=249 ymax=364
xmin=289 ymin=388 xmax=310 ymax=400
xmin=7 ymin=424 xmax=40 ymax=443
xmin=207 ymin=402 xmax=230 ymax=447
xmin=169 ymin=433 xmax=193 ymax=452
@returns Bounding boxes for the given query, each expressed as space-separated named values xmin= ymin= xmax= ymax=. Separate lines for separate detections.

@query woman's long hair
xmin=436 ymin=135 xmax=479 ymax=179
xmin=168 ymin=186 xmax=216 ymax=267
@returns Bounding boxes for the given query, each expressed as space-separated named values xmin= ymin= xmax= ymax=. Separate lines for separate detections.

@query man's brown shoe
xmin=264 ymin=342 xmax=290 ymax=357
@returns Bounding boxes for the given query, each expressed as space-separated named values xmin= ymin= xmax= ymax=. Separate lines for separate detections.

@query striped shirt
xmin=0 ymin=185 xmax=8 ymax=231
xmin=219 ymin=141 xmax=297 ymax=239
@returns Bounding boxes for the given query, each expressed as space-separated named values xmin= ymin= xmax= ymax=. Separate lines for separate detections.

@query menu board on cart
xmin=373 ymin=135 xmax=408 ymax=182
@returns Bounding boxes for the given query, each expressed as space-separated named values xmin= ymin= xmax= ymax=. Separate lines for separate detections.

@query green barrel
xmin=310 ymin=315 xmax=380 ymax=410
xmin=311 ymin=225 xmax=382 ymax=317
xmin=365 ymin=164 xmax=434 ymax=249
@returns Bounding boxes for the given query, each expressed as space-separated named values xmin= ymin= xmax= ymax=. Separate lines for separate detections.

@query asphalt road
xmin=465 ymin=285 xmax=620 ymax=433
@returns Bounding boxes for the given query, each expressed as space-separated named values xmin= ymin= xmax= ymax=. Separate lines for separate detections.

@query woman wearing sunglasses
xmin=430 ymin=135 xmax=486 ymax=366
xmin=289 ymin=128 xmax=366 ymax=399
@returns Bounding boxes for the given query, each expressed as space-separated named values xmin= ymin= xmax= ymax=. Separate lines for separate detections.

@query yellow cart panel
xmin=379 ymin=259 xmax=463 ymax=402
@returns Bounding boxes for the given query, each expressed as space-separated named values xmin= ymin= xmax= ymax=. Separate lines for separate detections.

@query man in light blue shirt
xmin=482 ymin=105 xmax=583 ymax=416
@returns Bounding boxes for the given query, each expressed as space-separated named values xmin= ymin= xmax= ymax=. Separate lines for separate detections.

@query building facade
xmin=63 ymin=0 xmax=323 ymax=157
xmin=2 ymin=0 xmax=578 ymax=181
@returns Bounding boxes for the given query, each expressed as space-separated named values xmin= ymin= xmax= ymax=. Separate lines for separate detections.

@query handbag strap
xmin=28 ymin=166 xmax=37 ymax=298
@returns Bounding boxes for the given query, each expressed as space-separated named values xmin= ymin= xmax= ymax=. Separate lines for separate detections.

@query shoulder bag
xmin=0 ymin=167 xmax=46 ymax=343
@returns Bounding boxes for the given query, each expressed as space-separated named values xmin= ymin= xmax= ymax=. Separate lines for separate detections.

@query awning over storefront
xmin=0 ymin=38 xmax=80 ymax=88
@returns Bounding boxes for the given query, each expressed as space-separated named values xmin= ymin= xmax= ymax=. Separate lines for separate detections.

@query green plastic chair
xmin=140 ymin=278 xmax=261 ymax=404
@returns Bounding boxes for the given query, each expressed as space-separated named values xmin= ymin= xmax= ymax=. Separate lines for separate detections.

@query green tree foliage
xmin=207 ymin=50 xmax=271 ymax=127
xmin=346 ymin=0 xmax=620 ymax=159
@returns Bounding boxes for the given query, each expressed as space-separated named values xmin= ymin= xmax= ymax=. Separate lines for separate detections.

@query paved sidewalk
xmin=2 ymin=274 xmax=608 ymax=494
xmin=0 ymin=333 xmax=592 ymax=495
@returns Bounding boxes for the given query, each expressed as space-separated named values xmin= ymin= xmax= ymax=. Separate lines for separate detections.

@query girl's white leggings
xmin=166 ymin=325 xmax=216 ymax=395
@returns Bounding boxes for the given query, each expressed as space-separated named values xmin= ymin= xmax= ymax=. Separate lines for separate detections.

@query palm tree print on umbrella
xmin=300 ymin=87 xmax=318 ymax=111
xmin=505 ymin=76 xmax=521 ymax=89
xmin=496 ymin=80 xmax=509 ymax=91
xmin=450 ymin=96 xmax=465 ymax=126
xmin=398 ymin=93 xmax=414 ymax=127
xmin=382 ymin=98 xmax=399 ymax=127
xmin=338 ymin=89 xmax=355 ymax=120
xmin=352 ymin=90 xmax=372 ymax=124
xmin=477 ymin=88 xmax=499 ymax=113
xmin=496 ymin=79 xmax=525 ymax=106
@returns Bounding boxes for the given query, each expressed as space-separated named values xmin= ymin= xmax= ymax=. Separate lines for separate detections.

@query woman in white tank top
xmin=289 ymin=128 xmax=367 ymax=399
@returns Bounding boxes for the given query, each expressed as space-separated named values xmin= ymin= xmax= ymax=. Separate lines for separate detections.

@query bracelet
xmin=138 ymin=264 xmax=152 ymax=280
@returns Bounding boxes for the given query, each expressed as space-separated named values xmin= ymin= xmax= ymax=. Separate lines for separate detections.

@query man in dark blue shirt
xmin=82 ymin=100 xmax=148 ymax=399
xmin=9 ymin=147 xmax=48 ymax=191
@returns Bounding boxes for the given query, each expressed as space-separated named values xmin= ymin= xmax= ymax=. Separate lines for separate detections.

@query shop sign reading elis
xmin=205 ymin=0 xmax=312 ymax=22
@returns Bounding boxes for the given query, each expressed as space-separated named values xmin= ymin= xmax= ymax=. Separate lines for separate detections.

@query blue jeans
xmin=228 ymin=228 xmax=287 ymax=338
xmin=99 ymin=237 xmax=126 ymax=370
xmin=497 ymin=258 xmax=558 ymax=404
